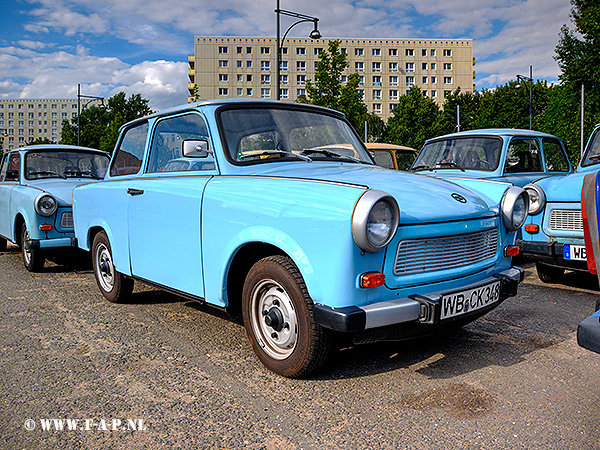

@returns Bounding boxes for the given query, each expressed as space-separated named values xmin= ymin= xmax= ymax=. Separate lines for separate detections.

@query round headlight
xmin=352 ymin=190 xmax=399 ymax=253
xmin=524 ymin=183 xmax=546 ymax=215
xmin=502 ymin=186 xmax=529 ymax=231
xmin=35 ymin=193 xmax=58 ymax=217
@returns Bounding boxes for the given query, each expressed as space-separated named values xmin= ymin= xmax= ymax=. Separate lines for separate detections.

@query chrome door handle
xmin=127 ymin=188 xmax=144 ymax=196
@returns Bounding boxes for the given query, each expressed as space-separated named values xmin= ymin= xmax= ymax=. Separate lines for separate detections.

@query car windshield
xmin=25 ymin=150 xmax=110 ymax=180
xmin=412 ymin=137 xmax=502 ymax=172
xmin=219 ymin=107 xmax=372 ymax=164
xmin=581 ymin=128 xmax=600 ymax=167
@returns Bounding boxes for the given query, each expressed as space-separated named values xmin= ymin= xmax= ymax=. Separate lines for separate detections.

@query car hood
xmin=251 ymin=162 xmax=502 ymax=224
xmin=24 ymin=178 xmax=97 ymax=206
xmin=534 ymin=171 xmax=587 ymax=203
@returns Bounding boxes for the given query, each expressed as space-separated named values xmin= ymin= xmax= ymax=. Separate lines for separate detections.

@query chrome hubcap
xmin=95 ymin=243 xmax=114 ymax=292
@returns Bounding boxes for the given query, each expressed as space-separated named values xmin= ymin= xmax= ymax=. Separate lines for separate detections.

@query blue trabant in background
xmin=410 ymin=128 xmax=572 ymax=187
xmin=72 ymin=100 xmax=528 ymax=378
xmin=0 ymin=145 xmax=109 ymax=271
xmin=520 ymin=124 xmax=600 ymax=283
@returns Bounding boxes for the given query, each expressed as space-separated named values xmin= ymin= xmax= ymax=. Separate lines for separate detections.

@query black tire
xmin=535 ymin=262 xmax=565 ymax=283
xmin=595 ymin=297 xmax=600 ymax=312
xmin=92 ymin=231 xmax=133 ymax=303
xmin=242 ymin=255 xmax=331 ymax=378
xmin=0 ymin=236 xmax=6 ymax=252
xmin=21 ymin=223 xmax=45 ymax=272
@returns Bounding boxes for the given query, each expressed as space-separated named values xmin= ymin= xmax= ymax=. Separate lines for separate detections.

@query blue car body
xmin=520 ymin=124 xmax=600 ymax=282
xmin=0 ymin=145 xmax=109 ymax=271
xmin=73 ymin=100 xmax=528 ymax=377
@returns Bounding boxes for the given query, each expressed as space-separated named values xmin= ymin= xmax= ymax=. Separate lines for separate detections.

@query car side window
xmin=147 ymin=113 xmax=214 ymax=173
xmin=504 ymin=138 xmax=542 ymax=173
xmin=110 ymin=122 xmax=149 ymax=177
xmin=372 ymin=151 xmax=395 ymax=169
xmin=3 ymin=153 xmax=20 ymax=181
xmin=542 ymin=138 xmax=570 ymax=172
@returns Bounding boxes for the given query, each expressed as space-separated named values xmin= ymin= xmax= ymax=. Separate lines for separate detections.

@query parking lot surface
xmin=1 ymin=245 xmax=599 ymax=449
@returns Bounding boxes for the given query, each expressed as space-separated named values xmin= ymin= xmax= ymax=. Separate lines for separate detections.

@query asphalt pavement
xmin=1 ymin=244 xmax=599 ymax=450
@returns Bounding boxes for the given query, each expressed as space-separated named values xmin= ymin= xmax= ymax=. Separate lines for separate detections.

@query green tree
xmin=441 ymin=88 xmax=481 ymax=134
xmin=60 ymin=92 xmax=152 ymax=153
xmin=383 ymin=86 xmax=445 ymax=149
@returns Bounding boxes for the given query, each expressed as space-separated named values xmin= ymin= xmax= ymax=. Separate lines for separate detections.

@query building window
xmin=280 ymin=61 xmax=288 ymax=71
xmin=422 ymin=77 xmax=428 ymax=84
xmin=261 ymin=61 xmax=270 ymax=71
xmin=355 ymin=48 xmax=364 ymax=56
xmin=373 ymin=103 xmax=382 ymax=114
xmin=373 ymin=90 xmax=381 ymax=100
xmin=261 ymin=88 xmax=271 ymax=98
xmin=280 ymin=75 xmax=288 ymax=85
xmin=281 ymin=47 xmax=288 ymax=55
xmin=372 ymin=62 xmax=381 ymax=72
xmin=297 ymin=61 xmax=306 ymax=71
xmin=390 ymin=104 xmax=397 ymax=113
xmin=355 ymin=62 xmax=364 ymax=72
xmin=422 ymin=62 xmax=427 ymax=70
xmin=358 ymin=76 xmax=364 ymax=86
xmin=406 ymin=76 xmax=415 ymax=86
xmin=405 ymin=49 xmax=414 ymax=56
xmin=237 ymin=88 xmax=243 ymax=96
xmin=444 ymin=90 xmax=451 ymax=98
xmin=431 ymin=49 xmax=436 ymax=56
xmin=297 ymin=75 xmax=306 ymax=85
xmin=389 ymin=49 xmax=398 ymax=56
xmin=372 ymin=49 xmax=381 ymax=56
xmin=218 ymin=46 xmax=228 ymax=54
xmin=372 ymin=76 xmax=382 ymax=86
xmin=315 ymin=48 xmax=322 ymax=55
xmin=431 ymin=90 xmax=437 ymax=98
xmin=237 ymin=60 xmax=243 ymax=68
xmin=218 ymin=60 xmax=228 ymax=68
xmin=219 ymin=74 xmax=228 ymax=82
xmin=261 ymin=47 xmax=270 ymax=54
xmin=237 ymin=74 xmax=243 ymax=82
xmin=406 ymin=62 xmax=414 ymax=72
xmin=444 ymin=63 xmax=452 ymax=70
xmin=296 ymin=47 xmax=306 ymax=55
xmin=389 ymin=62 xmax=398 ymax=72
xmin=61 ymin=113 xmax=67 ymax=119
xmin=247 ymin=88 xmax=253 ymax=96
xmin=218 ymin=88 xmax=229 ymax=96
xmin=357 ymin=90 xmax=364 ymax=100
xmin=246 ymin=47 xmax=252 ymax=54
xmin=422 ymin=91 xmax=428 ymax=97
xmin=247 ymin=74 xmax=253 ymax=82
xmin=261 ymin=74 xmax=271 ymax=84
xmin=51 ymin=104 xmax=57 ymax=109
xmin=389 ymin=90 xmax=398 ymax=100
xmin=431 ymin=63 xmax=436 ymax=70
xmin=444 ymin=76 xmax=453 ymax=84
xmin=422 ymin=49 xmax=427 ymax=57
xmin=297 ymin=88 xmax=306 ymax=97
xmin=247 ymin=61 xmax=252 ymax=68
xmin=341 ymin=75 xmax=347 ymax=83
xmin=280 ymin=88 xmax=289 ymax=99
xmin=443 ymin=49 xmax=452 ymax=56
xmin=389 ymin=76 xmax=398 ymax=86
xmin=341 ymin=48 xmax=347 ymax=54
xmin=237 ymin=47 xmax=243 ymax=54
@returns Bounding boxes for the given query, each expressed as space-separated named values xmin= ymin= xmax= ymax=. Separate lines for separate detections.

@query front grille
xmin=61 ymin=212 xmax=74 ymax=228
xmin=393 ymin=229 xmax=498 ymax=276
xmin=549 ymin=209 xmax=582 ymax=231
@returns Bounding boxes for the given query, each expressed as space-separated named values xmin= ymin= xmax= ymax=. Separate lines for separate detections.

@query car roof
xmin=426 ymin=128 xmax=561 ymax=142
xmin=10 ymin=144 xmax=108 ymax=155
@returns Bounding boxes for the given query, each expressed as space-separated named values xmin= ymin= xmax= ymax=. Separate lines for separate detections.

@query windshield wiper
xmin=238 ymin=150 xmax=311 ymax=162
xmin=433 ymin=161 xmax=465 ymax=172
xmin=29 ymin=170 xmax=66 ymax=179
xmin=588 ymin=154 xmax=600 ymax=161
xmin=411 ymin=164 xmax=430 ymax=171
xmin=301 ymin=148 xmax=361 ymax=163
xmin=64 ymin=169 xmax=101 ymax=179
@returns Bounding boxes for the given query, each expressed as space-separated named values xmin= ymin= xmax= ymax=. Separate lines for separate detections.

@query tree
xmin=383 ymin=86 xmax=445 ymax=149
xmin=60 ymin=92 xmax=152 ymax=153
xmin=441 ymin=88 xmax=481 ymax=134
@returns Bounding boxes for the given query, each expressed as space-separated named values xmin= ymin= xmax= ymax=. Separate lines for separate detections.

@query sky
xmin=0 ymin=0 xmax=574 ymax=112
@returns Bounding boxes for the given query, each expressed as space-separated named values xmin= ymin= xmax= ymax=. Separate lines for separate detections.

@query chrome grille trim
xmin=61 ymin=212 xmax=74 ymax=229
xmin=549 ymin=209 xmax=582 ymax=231
xmin=393 ymin=229 xmax=498 ymax=276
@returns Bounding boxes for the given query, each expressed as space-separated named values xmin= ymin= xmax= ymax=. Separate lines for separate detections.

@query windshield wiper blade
xmin=301 ymin=148 xmax=361 ymax=163
xmin=410 ymin=164 xmax=430 ymax=171
xmin=239 ymin=150 xmax=311 ymax=162
xmin=433 ymin=161 xmax=465 ymax=172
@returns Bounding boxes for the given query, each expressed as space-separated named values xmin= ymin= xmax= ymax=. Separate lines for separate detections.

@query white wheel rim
xmin=250 ymin=278 xmax=298 ymax=360
xmin=22 ymin=228 xmax=32 ymax=265
xmin=95 ymin=243 xmax=115 ymax=292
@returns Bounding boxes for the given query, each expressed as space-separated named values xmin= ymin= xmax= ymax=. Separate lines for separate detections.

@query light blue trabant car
xmin=0 ymin=145 xmax=109 ymax=271
xmin=521 ymin=124 xmax=600 ymax=282
xmin=72 ymin=100 xmax=528 ymax=377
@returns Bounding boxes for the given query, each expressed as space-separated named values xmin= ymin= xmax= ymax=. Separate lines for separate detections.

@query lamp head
xmin=309 ymin=18 xmax=321 ymax=39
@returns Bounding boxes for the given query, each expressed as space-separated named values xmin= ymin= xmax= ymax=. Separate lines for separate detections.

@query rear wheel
xmin=242 ymin=255 xmax=331 ymax=378
xmin=535 ymin=262 xmax=565 ymax=283
xmin=21 ymin=223 xmax=45 ymax=272
xmin=92 ymin=231 xmax=133 ymax=303
xmin=0 ymin=237 xmax=6 ymax=252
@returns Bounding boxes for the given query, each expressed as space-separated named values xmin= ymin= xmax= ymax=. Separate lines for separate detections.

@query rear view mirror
xmin=183 ymin=139 xmax=212 ymax=158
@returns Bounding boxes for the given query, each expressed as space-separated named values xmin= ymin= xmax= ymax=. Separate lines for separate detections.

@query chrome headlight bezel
xmin=524 ymin=183 xmax=546 ymax=215
xmin=352 ymin=190 xmax=400 ymax=253
xmin=502 ymin=186 xmax=529 ymax=231
xmin=34 ymin=193 xmax=58 ymax=217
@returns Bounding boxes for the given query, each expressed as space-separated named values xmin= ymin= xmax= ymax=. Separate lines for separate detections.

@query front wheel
xmin=535 ymin=262 xmax=565 ymax=283
xmin=92 ymin=231 xmax=133 ymax=303
xmin=242 ymin=255 xmax=331 ymax=378
xmin=21 ymin=223 xmax=45 ymax=272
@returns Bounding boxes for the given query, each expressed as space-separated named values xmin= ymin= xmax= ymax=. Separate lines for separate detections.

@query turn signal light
xmin=504 ymin=246 xmax=520 ymax=257
xmin=524 ymin=224 xmax=539 ymax=234
xmin=360 ymin=272 xmax=385 ymax=288
xmin=40 ymin=224 xmax=53 ymax=231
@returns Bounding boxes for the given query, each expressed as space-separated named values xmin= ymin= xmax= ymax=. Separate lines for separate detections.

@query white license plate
xmin=440 ymin=281 xmax=501 ymax=320
xmin=564 ymin=244 xmax=586 ymax=261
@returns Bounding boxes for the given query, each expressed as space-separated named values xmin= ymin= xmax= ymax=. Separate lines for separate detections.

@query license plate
xmin=564 ymin=244 xmax=586 ymax=261
xmin=440 ymin=281 xmax=501 ymax=320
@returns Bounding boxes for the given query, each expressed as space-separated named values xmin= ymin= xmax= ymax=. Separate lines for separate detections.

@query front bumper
xmin=518 ymin=239 xmax=588 ymax=271
xmin=313 ymin=267 xmax=523 ymax=333
xmin=24 ymin=237 xmax=76 ymax=250
xmin=577 ymin=310 xmax=600 ymax=354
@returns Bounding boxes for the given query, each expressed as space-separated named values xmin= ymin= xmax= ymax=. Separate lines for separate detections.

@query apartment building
xmin=189 ymin=36 xmax=475 ymax=119
xmin=0 ymin=98 xmax=101 ymax=151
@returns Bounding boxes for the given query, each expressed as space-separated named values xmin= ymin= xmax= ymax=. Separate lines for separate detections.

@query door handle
xmin=127 ymin=188 xmax=144 ymax=196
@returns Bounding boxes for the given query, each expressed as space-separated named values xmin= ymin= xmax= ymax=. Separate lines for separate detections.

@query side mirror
xmin=183 ymin=139 xmax=212 ymax=158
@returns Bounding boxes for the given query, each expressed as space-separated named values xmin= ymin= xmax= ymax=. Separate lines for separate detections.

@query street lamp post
xmin=275 ymin=0 xmax=321 ymax=100
xmin=516 ymin=65 xmax=533 ymax=129
xmin=77 ymin=83 xmax=105 ymax=146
